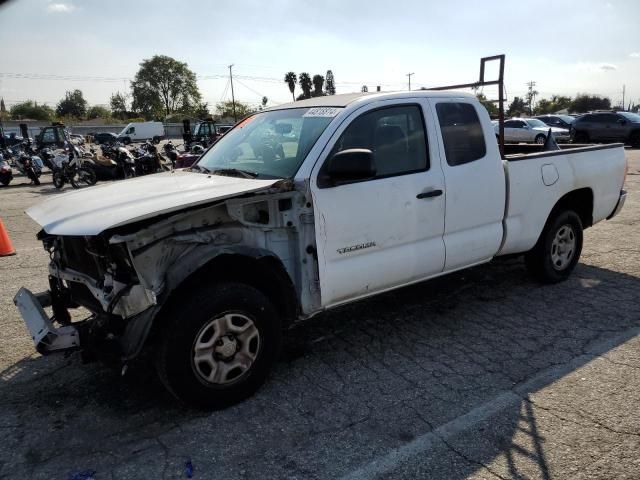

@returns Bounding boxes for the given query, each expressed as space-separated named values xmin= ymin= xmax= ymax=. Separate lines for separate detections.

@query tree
xmin=193 ymin=102 xmax=210 ymax=119
xmin=215 ymin=100 xmax=253 ymax=119
xmin=110 ymin=92 xmax=129 ymax=119
xmin=569 ymin=94 xmax=611 ymax=113
xmin=533 ymin=95 xmax=572 ymax=115
xmin=507 ymin=96 xmax=527 ymax=117
xmin=86 ymin=105 xmax=111 ymax=119
xmin=311 ymin=75 xmax=325 ymax=97
xmin=131 ymin=55 xmax=201 ymax=117
xmin=476 ymin=93 xmax=497 ymax=116
xmin=298 ymin=73 xmax=312 ymax=100
xmin=325 ymin=70 xmax=336 ymax=95
xmin=0 ymin=98 xmax=5 ymax=113
xmin=284 ymin=72 xmax=297 ymax=102
xmin=9 ymin=101 xmax=54 ymax=121
xmin=56 ymin=89 xmax=87 ymax=118
xmin=361 ymin=85 xmax=369 ymax=93
xmin=260 ymin=96 xmax=268 ymax=110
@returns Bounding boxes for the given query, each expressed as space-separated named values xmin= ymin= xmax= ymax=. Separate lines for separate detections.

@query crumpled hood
xmin=27 ymin=170 xmax=279 ymax=235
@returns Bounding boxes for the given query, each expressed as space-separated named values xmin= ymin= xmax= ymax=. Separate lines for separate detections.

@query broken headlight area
xmin=20 ymin=232 xmax=157 ymax=361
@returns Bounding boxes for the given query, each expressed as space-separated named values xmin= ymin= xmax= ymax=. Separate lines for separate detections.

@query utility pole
xmin=622 ymin=84 xmax=626 ymax=110
xmin=526 ymin=81 xmax=537 ymax=115
xmin=406 ymin=72 xmax=414 ymax=91
xmin=228 ymin=64 xmax=237 ymax=122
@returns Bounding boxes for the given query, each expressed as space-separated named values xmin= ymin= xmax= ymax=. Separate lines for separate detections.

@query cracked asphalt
xmin=1 ymin=149 xmax=639 ymax=479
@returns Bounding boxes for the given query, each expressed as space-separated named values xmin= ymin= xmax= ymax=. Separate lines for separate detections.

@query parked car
xmin=3 ymin=133 xmax=27 ymax=147
xmin=533 ymin=114 xmax=576 ymax=130
xmin=116 ymin=121 xmax=164 ymax=144
xmin=91 ymin=132 xmax=118 ymax=144
xmin=497 ymin=118 xmax=570 ymax=143
xmin=15 ymin=91 xmax=627 ymax=408
xmin=570 ymin=111 xmax=640 ymax=146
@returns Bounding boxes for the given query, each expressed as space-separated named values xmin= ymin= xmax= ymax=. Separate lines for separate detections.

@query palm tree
xmin=312 ymin=75 xmax=325 ymax=97
xmin=284 ymin=72 xmax=297 ymax=101
xmin=299 ymin=73 xmax=312 ymax=99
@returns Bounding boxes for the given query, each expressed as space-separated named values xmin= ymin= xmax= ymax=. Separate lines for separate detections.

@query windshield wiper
xmin=210 ymin=168 xmax=258 ymax=179
xmin=190 ymin=164 xmax=211 ymax=174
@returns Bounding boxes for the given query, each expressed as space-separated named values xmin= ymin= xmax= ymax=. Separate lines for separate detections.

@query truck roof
xmin=268 ymin=90 xmax=475 ymax=110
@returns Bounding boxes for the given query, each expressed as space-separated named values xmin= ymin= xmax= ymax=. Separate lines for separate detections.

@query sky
xmin=0 ymin=0 xmax=639 ymax=112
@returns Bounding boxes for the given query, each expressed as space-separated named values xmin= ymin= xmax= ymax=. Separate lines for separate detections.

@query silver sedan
xmin=494 ymin=118 xmax=570 ymax=143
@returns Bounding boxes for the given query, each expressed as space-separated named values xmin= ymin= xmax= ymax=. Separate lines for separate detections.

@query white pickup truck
xmin=14 ymin=90 xmax=627 ymax=408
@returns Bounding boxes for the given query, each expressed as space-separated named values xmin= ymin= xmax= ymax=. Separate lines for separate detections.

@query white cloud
xmin=630 ymin=52 xmax=640 ymax=58
xmin=599 ymin=63 xmax=617 ymax=71
xmin=47 ymin=3 xmax=75 ymax=13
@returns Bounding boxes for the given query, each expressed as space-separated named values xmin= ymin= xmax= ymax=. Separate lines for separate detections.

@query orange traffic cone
xmin=0 ymin=218 xmax=16 ymax=256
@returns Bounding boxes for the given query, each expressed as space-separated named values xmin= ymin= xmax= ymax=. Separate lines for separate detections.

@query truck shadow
xmin=1 ymin=259 xmax=639 ymax=479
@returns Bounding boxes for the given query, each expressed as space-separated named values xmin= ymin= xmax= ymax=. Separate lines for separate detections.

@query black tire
xmin=52 ymin=171 xmax=65 ymax=189
xmin=630 ymin=131 xmax=640 ymax=148
xmin=123 ymin=137 xmax=131 ymax=145
xmin=155 ymin=282 xmax=282 ymax=409
xmin=525 ymin=210 xmax=583 ymax=284
xmin=574 ymin=131 xmax=589 ymax=144
xmin=0 ymin=177 xmax=10 ymax=186
xmin=534 ymin=134 xmax=546 ymax=145
xmin=70 ymin=167 xmax=97 ymax=188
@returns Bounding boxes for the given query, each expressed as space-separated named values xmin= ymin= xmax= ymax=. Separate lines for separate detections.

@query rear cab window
xmin=435 ymin=102 xmax=486 ymax=166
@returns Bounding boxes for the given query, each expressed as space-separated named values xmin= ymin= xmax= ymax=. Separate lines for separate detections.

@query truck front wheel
xmin=525 ymin=210 xmax=583 ymax=283
xmin=155 ymin=282 xmax=281 ymax=409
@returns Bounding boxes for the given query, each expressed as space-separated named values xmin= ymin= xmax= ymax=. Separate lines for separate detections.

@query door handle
xmin=416 ymin=189 xmax=443 ymax=199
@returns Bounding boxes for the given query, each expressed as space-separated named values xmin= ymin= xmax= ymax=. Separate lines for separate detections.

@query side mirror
xmin=326 ymin=149 xmax=375 ymax=185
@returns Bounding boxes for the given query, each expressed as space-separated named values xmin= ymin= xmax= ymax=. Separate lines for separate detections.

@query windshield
xmin=525 ymin=119 xmax=549 ymax=128
xmin=195 ymin=107 xmax=338 ymax=179
xmin=557 ymin=115 xmax=575 ymax=124
xmin=619 ymin=112 xmax=640 ymax=122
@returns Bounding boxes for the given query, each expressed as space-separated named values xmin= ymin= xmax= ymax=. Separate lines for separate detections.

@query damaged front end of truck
xmin=14 ymin=180 xmax=320 ymax=366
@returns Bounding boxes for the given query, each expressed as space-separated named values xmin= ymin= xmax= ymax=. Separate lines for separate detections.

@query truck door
xmin=310 ymin=100 xmax=446 ymax=307
xmin=431 ymin=99 xmax=506 ymax=271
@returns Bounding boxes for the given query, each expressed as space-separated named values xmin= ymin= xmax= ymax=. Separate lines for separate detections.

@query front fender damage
xmin=106 ymin=187 xmax=320 ymax=360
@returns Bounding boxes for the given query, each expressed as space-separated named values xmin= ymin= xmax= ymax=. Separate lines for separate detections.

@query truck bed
xmin=498 ymin=143 xmax=626 ymax=256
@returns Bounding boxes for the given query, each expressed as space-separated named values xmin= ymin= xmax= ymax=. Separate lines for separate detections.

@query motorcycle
xmin=133 ymin=141 xmax=165 ymax=176
xmin=89 ymin=143 xmax=136 ymax=180
xmin=14 ymin=149 xmax=42 ymax=185
xmin=0 ymin=152 xmax=13 ymax=186
xmin=51 ymin=147 xmax=97 ymax=189
xmin=162 ymin=140 xmax=178 ymax=168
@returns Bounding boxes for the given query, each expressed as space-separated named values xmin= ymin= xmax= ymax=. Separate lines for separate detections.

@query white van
xmin=116 ymin=121 xmax=164 ymax=144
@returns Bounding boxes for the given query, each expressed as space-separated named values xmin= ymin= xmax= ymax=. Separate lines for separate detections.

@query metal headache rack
xmin=426 ymin=54 xmax=506 ymax=158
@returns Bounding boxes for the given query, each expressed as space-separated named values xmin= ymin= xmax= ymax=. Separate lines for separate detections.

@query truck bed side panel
xmin=500 ymin=145 xmax=625 ymax=256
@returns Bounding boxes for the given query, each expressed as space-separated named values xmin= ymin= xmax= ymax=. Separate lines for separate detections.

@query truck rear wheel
xmin=155 ymin=282 xmax=281 ymax=409
xmin=525 ymin=210 xmax=583 ymax=283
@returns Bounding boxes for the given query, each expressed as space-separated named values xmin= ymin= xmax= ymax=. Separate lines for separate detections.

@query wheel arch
xmin=547 ymin=187 xmax=594 ymax=230
xmin=141 ymin=247 xmax=299 ymax=349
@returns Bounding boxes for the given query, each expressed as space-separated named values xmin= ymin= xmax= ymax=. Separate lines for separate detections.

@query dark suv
xmin=571 ymin=111 xmax=640 ymax=146
xmin=534 ymin=114 xmax=576 ymax=130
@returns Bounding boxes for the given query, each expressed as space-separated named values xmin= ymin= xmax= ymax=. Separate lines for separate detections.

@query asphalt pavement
xmin=0 ymin=148 xmax=639 ymax=479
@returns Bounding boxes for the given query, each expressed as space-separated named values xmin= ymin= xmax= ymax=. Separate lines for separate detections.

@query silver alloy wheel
xmin=192 ymin=313 xmax=261 ymax=385
xmin=550 ymin=224 xmax=576 ymax=270
xmin=536 ymin=135 xmax=546 ymax=144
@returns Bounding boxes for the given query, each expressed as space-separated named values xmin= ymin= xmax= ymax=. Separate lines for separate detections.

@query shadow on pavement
xmin=1 ymin=259 xmax=639 ymax=479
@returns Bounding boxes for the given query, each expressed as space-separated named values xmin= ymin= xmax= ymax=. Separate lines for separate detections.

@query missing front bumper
xmin=13 ymin=287 xmax=80 ymax=354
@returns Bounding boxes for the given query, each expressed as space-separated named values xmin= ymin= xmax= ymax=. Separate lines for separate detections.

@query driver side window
xmin=327 ymin=105 xmax=429 ymax=179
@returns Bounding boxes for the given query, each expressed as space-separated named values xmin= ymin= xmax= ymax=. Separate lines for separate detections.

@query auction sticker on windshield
xmin=303 ymin=107 xmax=341 ymax=118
